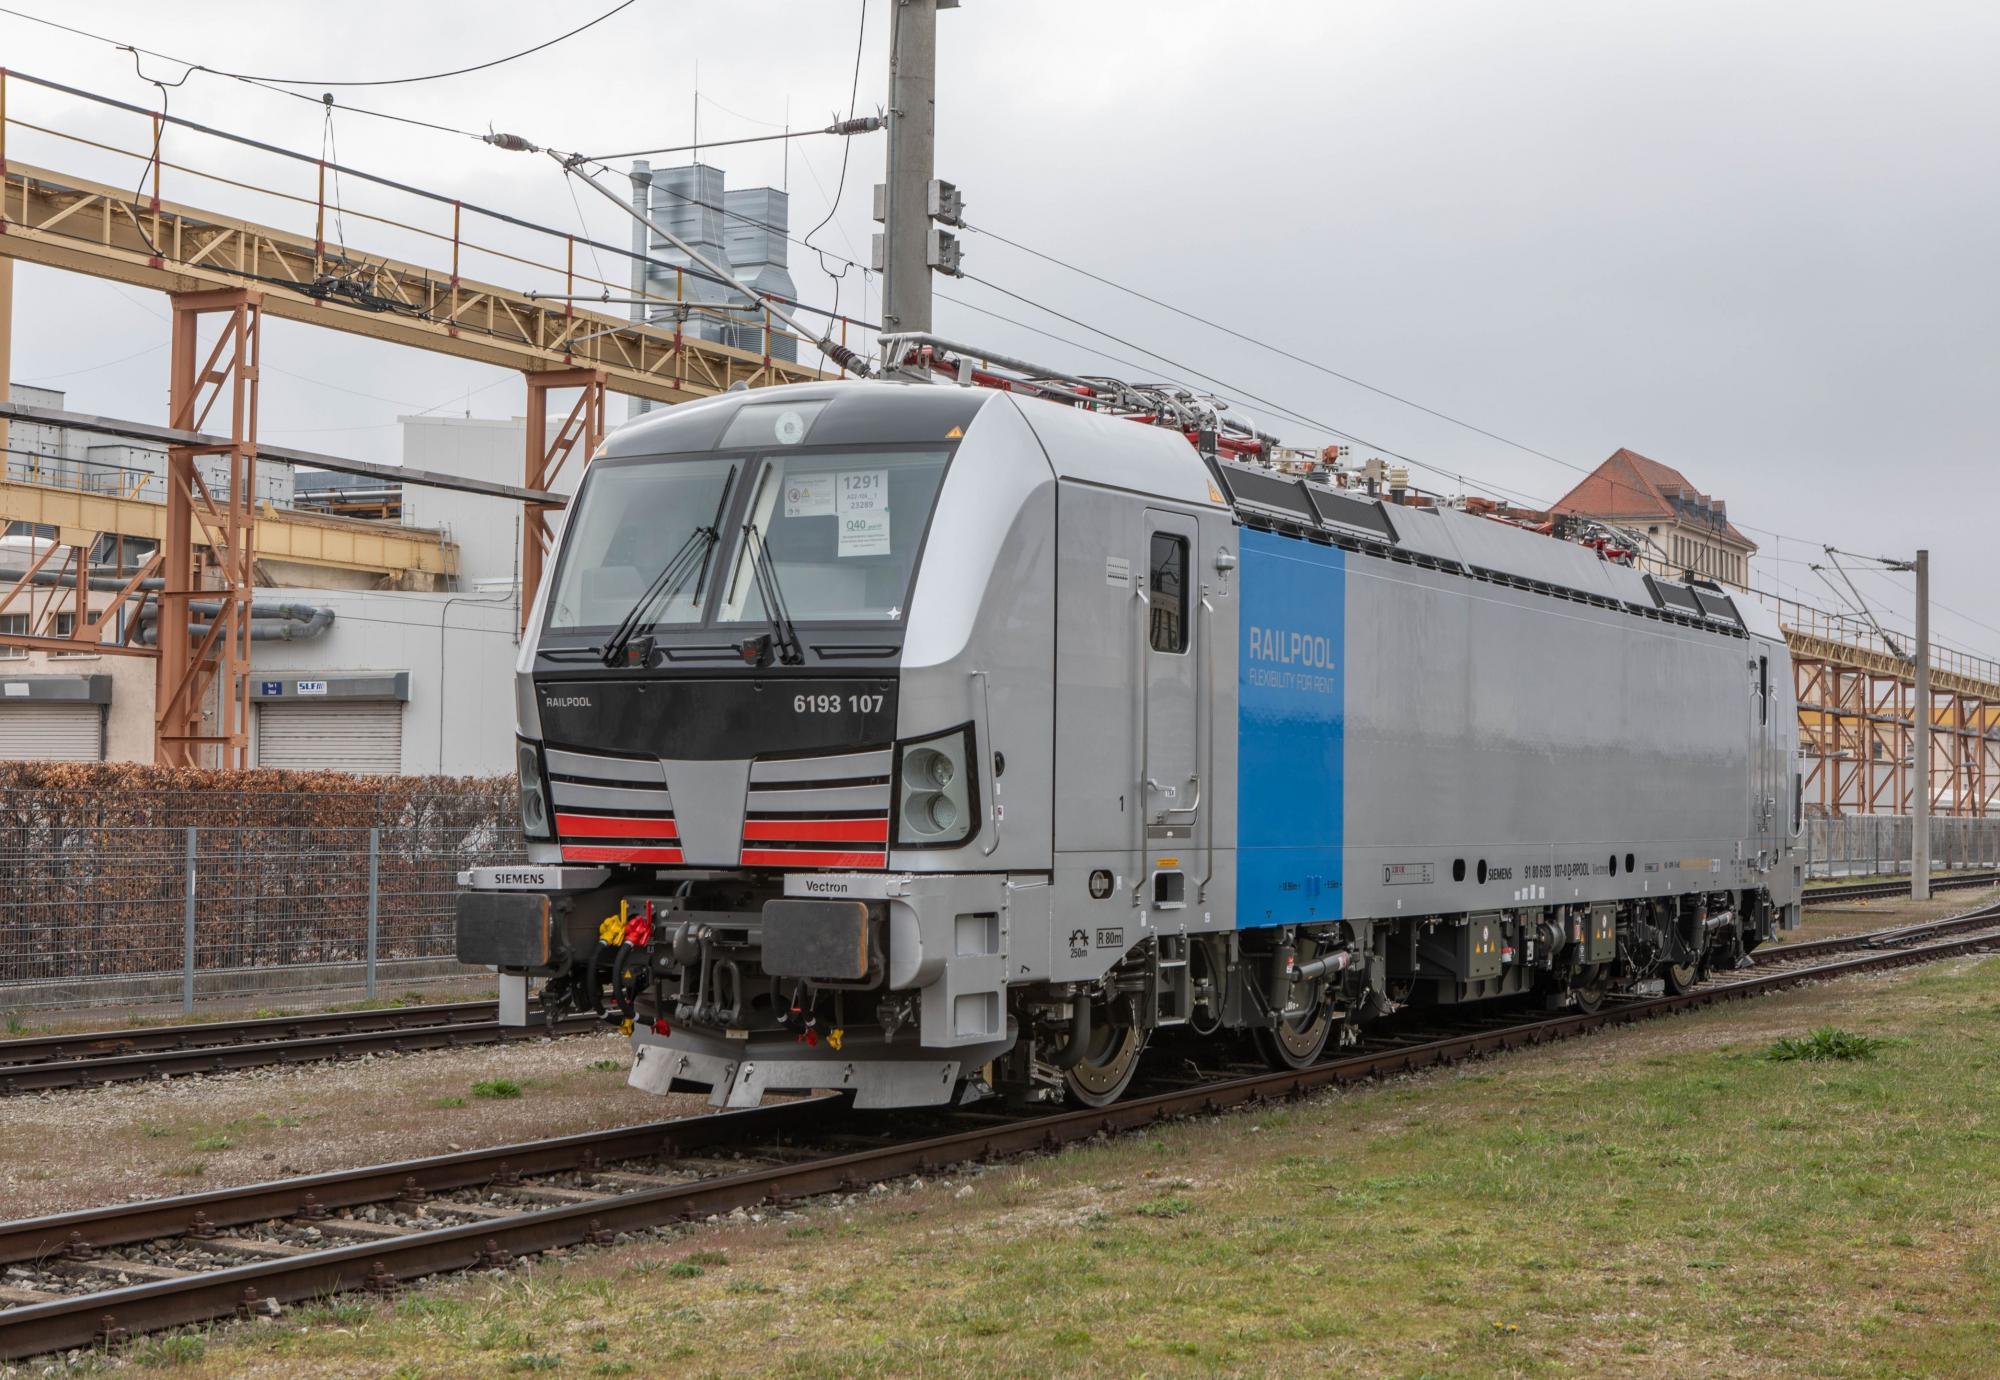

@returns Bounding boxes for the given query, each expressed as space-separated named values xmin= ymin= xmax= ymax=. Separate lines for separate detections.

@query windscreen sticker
xmin=783 ymin=475 xmax=835 ymax=517
xmin=836 ymin=469 xmax=888 ymax=515
xmin=837 ymin=510 xmax=891 ymax=558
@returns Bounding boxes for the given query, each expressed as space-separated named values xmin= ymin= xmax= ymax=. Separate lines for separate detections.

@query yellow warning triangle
xmin=945 ymin=425 xmax=964 ymax=438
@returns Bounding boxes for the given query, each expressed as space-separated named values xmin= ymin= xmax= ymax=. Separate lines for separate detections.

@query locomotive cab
xmin=461 ymin=380 xmax=1068 ymax=1107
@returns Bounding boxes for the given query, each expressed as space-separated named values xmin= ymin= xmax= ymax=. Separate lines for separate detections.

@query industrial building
xmin=1 ymin=394 xmax=569 ymax=772
xmin=627 ymin=161 xmax=799 ymax=377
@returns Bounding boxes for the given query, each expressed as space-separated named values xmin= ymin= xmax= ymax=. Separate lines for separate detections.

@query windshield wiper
xmin=599 ymin=526 xmax=712 ymax=667
xmin=740 ymin=520 xmax=805 ymax=667
xmin=598 ymin=466 xmax=737 ymax=668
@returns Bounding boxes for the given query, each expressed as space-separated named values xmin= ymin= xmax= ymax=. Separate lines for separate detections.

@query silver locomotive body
xmin=458 ymin=377 xmax=1799 ymax=1108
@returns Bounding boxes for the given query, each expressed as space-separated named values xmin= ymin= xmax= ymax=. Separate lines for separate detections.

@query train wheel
xmin=1253 ymin=1004 xmax=1334 ymax=1070
xmin=1662 ymin=960 xmax=1699 ymax=994
xmin=1062 ymin=1019 xmax=1146 ymax=1107
xmin=1572 ymin=971 xmax=1608 ymax=1013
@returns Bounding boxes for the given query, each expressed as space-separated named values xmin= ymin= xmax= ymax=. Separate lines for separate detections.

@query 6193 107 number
xmin=794 ymin=693 xmax=886 ymax=714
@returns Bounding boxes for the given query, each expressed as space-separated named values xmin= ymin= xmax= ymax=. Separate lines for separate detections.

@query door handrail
xmin=1196 ymin=591 xmax=1216 ymax=903
xmin=1132 ymin=579 xmax=1151 ymax=907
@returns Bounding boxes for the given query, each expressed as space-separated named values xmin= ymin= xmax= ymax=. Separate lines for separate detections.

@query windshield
xmin=543 ymin=456 xmax=737 ymax=630
xmin=718 ymin=448 xmax=950 ymax=624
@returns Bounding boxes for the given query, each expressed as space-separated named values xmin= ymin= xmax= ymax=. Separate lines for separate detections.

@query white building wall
xmin=398 ymin=415 xmax=574 ymax=590
xmin=249 ymin=588 xmax=522 ymax=776
xmin=3 ymin=590 xmax=522 ymax=775
xmin=5 ymin=411 xmax=586 ymax=776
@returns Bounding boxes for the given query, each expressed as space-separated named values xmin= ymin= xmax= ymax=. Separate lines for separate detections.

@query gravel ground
xmin=0 ymin=888 xmax=1986 ymax=1224
xmin=0 ymin=1027 xmax=719 ymax=1219
xmin=0 ymin=976 xmax=499 ymax=1039
xmin=1784 ymin=882 xmax=2000 ymax=940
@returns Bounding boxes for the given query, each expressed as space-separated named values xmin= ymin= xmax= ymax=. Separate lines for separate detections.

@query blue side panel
xmin=1235 ymin=528 xmax=1345 ymax=928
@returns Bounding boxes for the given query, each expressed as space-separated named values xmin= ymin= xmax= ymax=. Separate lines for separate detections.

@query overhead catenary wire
xmin=1 ymin=9 xmax=880 ymax=351
xmin=0 ymin=4 xmax=491 ymax=140
xmin=320 ymin=98 xmax=349 ymax=254
xmin=2 ymin=68 xmax=873 ymax=337
xmin=947 ymin=272 xmax=1538 ymax=507
xmin=934 ymin=287 xmax=1568 ymax=513
xmin=1855 ymin=565 xmax=2000 ymax=656
xmin=551 ymin=151 xmax=872 ymax=377
xmin=948 ymin=270 xmax=2000 ymax=660
xmin=19 ymin=341 xmax=168 ymax=382
xmin=11 ymin=17 xmax=1983 ymax=649
xmin=194 ymin=1 xmax=640 ymax=88
xmin=964 ymin=219 xmax=1603 ymax=476
xmin=803 ymin=0 xmax=870 ymax=293
xmin=592 ymin=152 xmax=873 ymax=281
xmin=581 ymin=118 xmax=880 ymax=167
xmin=963 ymin=220 xmax=1835 ymax=553
xmin=1811 ymin=550 xmax=1905 ymax=659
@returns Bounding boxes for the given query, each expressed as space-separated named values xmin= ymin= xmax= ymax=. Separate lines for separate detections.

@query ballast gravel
xmin=0 ymin=1027 xmax=720 ymax=1219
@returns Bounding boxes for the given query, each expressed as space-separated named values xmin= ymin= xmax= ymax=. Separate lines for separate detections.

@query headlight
xmin=517 ymin=739 xmax=554 ymax=841
xmin=895 ymin=726 xmax=977 ymax=847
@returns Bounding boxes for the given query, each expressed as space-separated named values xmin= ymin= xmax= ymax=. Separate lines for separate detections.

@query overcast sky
xmin=4 ymin=0 xmax=1995 ymax=654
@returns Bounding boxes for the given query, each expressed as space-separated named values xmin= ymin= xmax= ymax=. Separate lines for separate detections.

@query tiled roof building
xmin=1553 ymin=448 xmax=1755 ymax=590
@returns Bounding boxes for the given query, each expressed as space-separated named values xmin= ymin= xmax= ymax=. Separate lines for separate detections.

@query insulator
xmin=820 ymin=340 xmax=874 ymax=378
xmin=831 ymin=116 xmax=883 ymax=136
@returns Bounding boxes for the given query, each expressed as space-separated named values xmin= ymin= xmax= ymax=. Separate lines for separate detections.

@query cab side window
xmin=1149 ymin=533 xmax=1189 ymax=653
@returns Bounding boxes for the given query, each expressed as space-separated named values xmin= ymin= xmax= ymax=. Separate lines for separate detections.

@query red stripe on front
xmin=742 ymin=817 xmax=889 ymax=844
xmin=562 ymin=845 xmax=685 ymax=864
xmin=740 ymin=848 xmax=887 ymax=869
xmin=556 ymin=813 xmax=679 ymax=840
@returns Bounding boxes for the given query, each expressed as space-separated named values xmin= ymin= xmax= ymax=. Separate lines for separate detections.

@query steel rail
xmin=1760 ymin=900 xmax=2000 ymax=963
xmin=0 ymin=1006 xmax=601 ymax=1095
xmin=9 ymin=893 xmax=1978 ymax=1093
xmin=1804 ymin=871 xmax=1999 ymax=907
xmin=0 ymin=1000 xmax=511 ymax=1066
xmin=0 ymin=1098 xmax=830 ymax=1269
xmin=1 ymin=910 xmax=1994 ymax=1359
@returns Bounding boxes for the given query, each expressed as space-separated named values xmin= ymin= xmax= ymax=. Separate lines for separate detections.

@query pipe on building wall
xmin=133 ymin=603 xmax=336 ymax=644
xmin=0 ymin=566 xmax=332 ymax=642
xmin=0 ymin=566 xmax=164 ymax=593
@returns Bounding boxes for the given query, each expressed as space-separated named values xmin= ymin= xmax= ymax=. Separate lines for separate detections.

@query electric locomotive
xmin=456 ymin=340 xmax=1801 ymax=1108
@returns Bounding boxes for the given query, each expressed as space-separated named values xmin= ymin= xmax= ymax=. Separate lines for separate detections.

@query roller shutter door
xmin=0 ymin=703 xmax=102 ymax=760
xmin=256 ymin=701 xmax=403 ymax=775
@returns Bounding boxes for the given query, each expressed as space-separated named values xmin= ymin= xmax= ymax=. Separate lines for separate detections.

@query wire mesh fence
xmin=4 ymin=776 xmax=1992 ymax=1016
xmin=1803 ymin=815 xmax=2000 ymax=880
xmin=0 ymin=821 xmax=523 ymax=1014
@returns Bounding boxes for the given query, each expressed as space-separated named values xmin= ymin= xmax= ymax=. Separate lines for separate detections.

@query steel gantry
xmin=1785 ymin=600 xmax=2000 ymax=819
xmin=0 ymin=68 xmax=835 ymax=763
xmin=157 ymin=288 xmax=261 ymax=766
xmin=521 ymin=369 xmax=606 ymax=632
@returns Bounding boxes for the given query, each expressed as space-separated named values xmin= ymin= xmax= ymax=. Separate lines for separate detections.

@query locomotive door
xmin=1140 ymin=510 xmax=1202 ymax=894
xmin=1753 ymin=650 xmax=1774 ymax=864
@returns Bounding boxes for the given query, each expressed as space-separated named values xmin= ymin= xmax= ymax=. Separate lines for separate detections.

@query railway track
xmin=1 ymin=899 xmax=1995 ymax=1360
xmin=1803 ymin=870 xmax=2000 ymax=906
xmin=0 ymin=1002 xmax=602 ymax=1096
xmin=2 ymin=876 xmax=1979 ymax=1097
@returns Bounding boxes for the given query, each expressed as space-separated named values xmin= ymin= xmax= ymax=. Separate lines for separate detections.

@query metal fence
xmin=0 ymin=824 xmax=522 ymax=1014
xmin=1804 ymin=815 xmax=2000 ymax=880
xmin=5 ymin=808 xmax=1990 ymax=1016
